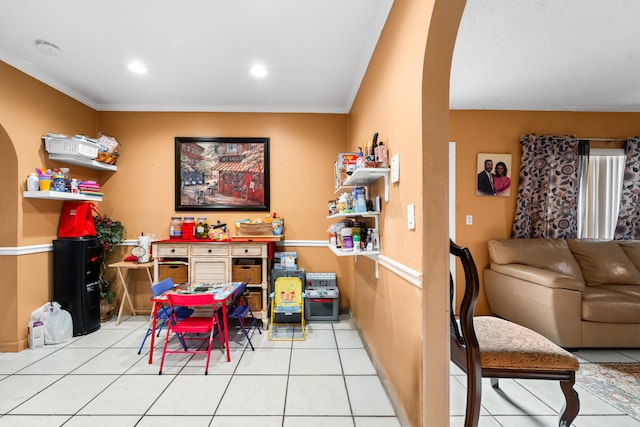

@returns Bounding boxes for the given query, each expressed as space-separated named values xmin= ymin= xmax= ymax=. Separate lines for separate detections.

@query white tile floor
xmin=0 ymin=314 xmax=403 ymax=427
xmin=450 ymin=348 xmax=640 ymax=426
xmin=1 ymin=315 xmax=639 ymax=427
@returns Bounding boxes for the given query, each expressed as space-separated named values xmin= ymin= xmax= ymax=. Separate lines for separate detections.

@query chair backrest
xmin=274 ymin=277 xmax=302 ymax=306
xmin=152 ymin=277 xmax=175 ymax=296
xmin=167 ymin=292 xmax=215 ymax=308
xmin=450 ymin=240 xmax=483 ymax=374
xmin=232 ymin=279 xmax=250 ymax=302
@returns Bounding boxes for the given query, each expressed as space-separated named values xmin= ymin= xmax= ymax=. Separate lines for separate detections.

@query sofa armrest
xmin=490 ymin=263 xmax=585 ymax=292
xmin=484 ymin=268 xmax=583 ymax=347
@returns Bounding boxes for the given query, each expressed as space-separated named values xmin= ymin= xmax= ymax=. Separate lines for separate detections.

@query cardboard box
xmin=274 ymin=251 xmax=297 ymax=269
xmin=29 ymin=320 xmax=44 ymax=349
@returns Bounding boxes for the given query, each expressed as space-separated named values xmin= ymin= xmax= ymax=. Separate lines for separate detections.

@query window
xmin=577 ymin=149 xmax=625 ymax=239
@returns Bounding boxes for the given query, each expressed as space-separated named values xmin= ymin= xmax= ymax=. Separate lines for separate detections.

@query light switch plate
xmin=408 ymin=204 xmax=415 ymax=229
xmin=391 ymin=154 xmax=400 ymax=183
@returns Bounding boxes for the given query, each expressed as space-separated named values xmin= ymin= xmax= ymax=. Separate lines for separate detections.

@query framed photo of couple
xmin=476 ymin=153 xmax=512 ymax=197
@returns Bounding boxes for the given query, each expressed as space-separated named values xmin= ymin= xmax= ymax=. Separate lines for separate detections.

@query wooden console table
xmin=152 ymin=239 xmax=275 ymax=328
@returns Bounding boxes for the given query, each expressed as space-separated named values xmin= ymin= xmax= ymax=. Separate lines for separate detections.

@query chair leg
xmin=558 ymin=377 xmax=580 ymax=427
xmin=465 ymin=365 xmax=482 ymax=427
xmin=238 ymin=317 xmax=255 ymax=351
xmin=137 ymin=328 xmax=152 ymax=354
xmin=158 ymin=323 xmax=172 ymax=375
xmin=176 ymin=334 xmax=188 ymax=351
xmin=204 ymin=328 xmax=214 ymax=375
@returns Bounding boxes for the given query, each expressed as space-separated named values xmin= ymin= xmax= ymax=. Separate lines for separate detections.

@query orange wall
xmin=450 ymin=110 xmax=640 ymax=314
xmin=97 ymin=112 xmax=347 ymax=241
xmin=349 ymin=1 xmax=428 ymax=424
xmin=0 ymin=61 xmax=99 ymax=350
xmin=1 ymin=60 xmax=362 ymax=354
xmin=97 ymin=112 xmax=354 ymax=310
xmin=348 ymin=0 xmax=465 ymax=425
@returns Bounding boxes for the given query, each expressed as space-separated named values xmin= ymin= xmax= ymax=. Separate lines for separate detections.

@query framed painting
xmin=476 ymin=153 xmax=512 ymax=197
xmin=175 ymin=137 xmax=270 ymax=211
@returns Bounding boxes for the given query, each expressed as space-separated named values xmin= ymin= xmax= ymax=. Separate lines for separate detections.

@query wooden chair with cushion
xmin=449 ymin=239 xmax=580 ymax=427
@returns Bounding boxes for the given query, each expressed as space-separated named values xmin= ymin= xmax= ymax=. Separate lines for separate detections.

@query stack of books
xmin=78 ymin=180 xmax=103 ymax=197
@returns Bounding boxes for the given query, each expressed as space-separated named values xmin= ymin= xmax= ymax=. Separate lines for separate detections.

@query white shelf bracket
xmin=361 ymin=253 xmax=380 ymax=278
xmin=383 ymin=173 xmax=389 ymax=202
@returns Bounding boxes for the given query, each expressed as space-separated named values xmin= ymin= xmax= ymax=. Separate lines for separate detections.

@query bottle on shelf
xmin=70 ymin=178 xmax=79 ymax=194
xmin=27 ymin=173 xmax=39 ymax=191
xmin=371 ymin=132 xmax=378 ymax=159
xmin=375 ymin=141 xmax=388 ymax=167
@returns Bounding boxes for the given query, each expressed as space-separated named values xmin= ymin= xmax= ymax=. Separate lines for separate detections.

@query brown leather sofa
xmin=484 ymin=238 xmax=640 ymax=348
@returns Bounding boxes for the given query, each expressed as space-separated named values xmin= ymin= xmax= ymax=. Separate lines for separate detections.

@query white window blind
xmin=578 ymin=148 xmax=625 ymax=239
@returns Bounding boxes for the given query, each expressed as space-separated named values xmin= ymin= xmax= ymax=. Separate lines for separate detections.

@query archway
xmin=420 ymin=0 xmax=466 ymax=425
xmin=0 ymin=123 xmax=18 ymax=246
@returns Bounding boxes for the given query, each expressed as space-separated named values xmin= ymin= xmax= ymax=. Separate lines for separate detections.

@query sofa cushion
xmin=488 ymin=239 xmax=584 ymax=281
xmin=567 ymin=239 xmax=640 ymax=286
xmin=616 ymin=240 xmax=640 ymax=272
xmin=598 ymin=284 xmax=640 ymax=299
xmin=582 ymin=287 xmax=640 ymax=323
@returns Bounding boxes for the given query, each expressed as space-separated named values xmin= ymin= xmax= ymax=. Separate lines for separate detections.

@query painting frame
xmin=175 ymin=136 xmax=270 ymax=211
xmin=476 ymin=153 xmax=512 ymax=197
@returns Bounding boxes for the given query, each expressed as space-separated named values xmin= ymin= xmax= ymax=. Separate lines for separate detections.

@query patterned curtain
xmin=613 ymin=137 xmax=640 ymax=240
xmin=511 ymin=134 xmax=580 ymax=239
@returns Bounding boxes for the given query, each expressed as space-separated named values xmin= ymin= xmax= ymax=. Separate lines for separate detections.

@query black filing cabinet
xmin=53 ymin=237 xmax=102 ymax=336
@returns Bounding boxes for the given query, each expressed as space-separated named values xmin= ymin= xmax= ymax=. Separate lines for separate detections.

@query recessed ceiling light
xmin=250 ymin=64 xmax=268 ymax=77
xmin=128 ymin=62 xmax=147 ymax=74
xmin=35 ymin=39 xmax=60 ymax=56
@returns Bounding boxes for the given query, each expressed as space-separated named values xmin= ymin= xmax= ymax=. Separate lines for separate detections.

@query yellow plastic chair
xmin=268 ymin=276 xmax=306 ymax=341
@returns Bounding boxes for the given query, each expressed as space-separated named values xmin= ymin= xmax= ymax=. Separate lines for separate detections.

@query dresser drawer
xmin=190 ymin=245 xmax=229 ymax=256
xmin=156 ymin=244 xmax=188 ymax=257
xmin=231 ymin=244 xmax=264 ymax=257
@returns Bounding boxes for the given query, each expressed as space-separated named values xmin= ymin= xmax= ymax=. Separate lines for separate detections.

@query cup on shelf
xmin=38 ymin=175 xmax=51 ymax=191
xmin=52 ymin=176 xmax=65 ymax=192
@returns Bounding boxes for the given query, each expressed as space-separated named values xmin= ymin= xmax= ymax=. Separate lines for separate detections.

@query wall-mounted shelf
xmin=327 ymin=211 xmax=381 ymax=278
xmin=327 ymin=211 xmax=380 ymax=232
xmin=328 ymin=244 xmax=380 ymax=258
xmin=23 ymin=191 xmax=103 ymax=202
xmin=328 ymin=244 xmax=381 ymax=277
xmin=337 ymin=167 xmax=390 ymax=202
xmin=48 ymin=153 xmax=117 ymax=172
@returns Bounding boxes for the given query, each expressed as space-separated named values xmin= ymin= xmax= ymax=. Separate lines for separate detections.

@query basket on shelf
xmin=246 ymin=291 xmax=262 ymax=312
xmin=237 ymin=222 xmax=273 ymax=236
xmin=96 ymin=152 xmax=118 ymax=165
xmin=44 ymin=137 xmax=99 ymax=159
xmin=232 ymin=264 xmax=262 ymax=284
xmin=158 ymin=263 xmax=188 ymax=284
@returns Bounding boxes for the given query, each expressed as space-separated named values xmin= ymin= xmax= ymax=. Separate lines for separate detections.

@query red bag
xmin=58 ymin=202 xmax=99 ymax=238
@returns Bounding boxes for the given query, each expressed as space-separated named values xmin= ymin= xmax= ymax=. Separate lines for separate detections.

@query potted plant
xmin=94 ymin=214 xmax=125 ymax=320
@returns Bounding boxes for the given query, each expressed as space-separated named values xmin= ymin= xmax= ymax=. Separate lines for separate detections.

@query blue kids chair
xmin=137 ymin=278 xmax=194 ymax=354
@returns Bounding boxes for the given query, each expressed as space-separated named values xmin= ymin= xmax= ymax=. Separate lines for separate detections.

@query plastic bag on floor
xmin=30 ymin=302 xmax=73 ymax=344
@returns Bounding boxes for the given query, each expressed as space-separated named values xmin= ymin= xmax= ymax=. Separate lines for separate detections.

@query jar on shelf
xmin=181 ymin=217 xmax=195 ymax=240
xmin=341 ymin=227 xmax=353 ymax=251
xmin=195 ymin=217 xmax=209 ymax=239
xmin=169 ymin=217 xmax=183 ymax=239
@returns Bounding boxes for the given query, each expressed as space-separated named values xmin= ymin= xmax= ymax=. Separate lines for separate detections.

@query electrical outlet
xmin=466 ymin=215 xmax=473 ymax=225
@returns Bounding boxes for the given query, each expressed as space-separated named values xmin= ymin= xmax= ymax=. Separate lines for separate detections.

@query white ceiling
xmin=451 ymin=0 xmax=640 ymax=112
xmin=0 ymin=0 xmax=393 ymax=113
xmin=2 ymin=1 xmax=639 ymax=113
